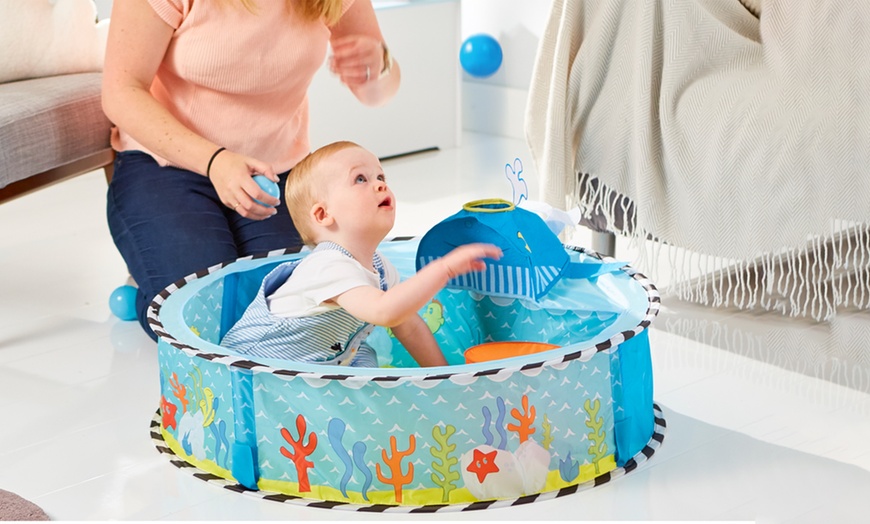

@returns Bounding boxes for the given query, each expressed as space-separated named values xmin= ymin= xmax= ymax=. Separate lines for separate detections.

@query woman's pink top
xmin=113 ymin=0 xmax=353 ymax=173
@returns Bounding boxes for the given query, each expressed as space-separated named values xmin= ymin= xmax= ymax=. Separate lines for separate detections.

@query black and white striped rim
xmin=146 ymin=243 xmax=661 ymax=383
xmin=150 ymin=404 xmax=666 ymax=512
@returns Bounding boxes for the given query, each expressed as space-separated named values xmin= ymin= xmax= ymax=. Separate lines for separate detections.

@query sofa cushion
xmin=0 ymin=0 xmax=107 ymax=84
xmin=0 ymin=72 xmax=111 ymax=189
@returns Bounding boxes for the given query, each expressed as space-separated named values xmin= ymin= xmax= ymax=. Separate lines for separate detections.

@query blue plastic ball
xmin=253 ymin=175 xmax=280 ymax=206
xmin=109 ymin=285 xmax=138 ymax=321
xmin=459 ymin=34 xmax=503 ymax=78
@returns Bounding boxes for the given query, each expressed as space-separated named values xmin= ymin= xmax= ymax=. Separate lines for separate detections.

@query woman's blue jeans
xmin=106 ymin=151 xmax=302 ymax=340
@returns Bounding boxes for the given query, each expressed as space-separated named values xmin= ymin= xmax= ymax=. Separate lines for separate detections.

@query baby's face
xmin=322 ymin=146 xmax=396 ymax=240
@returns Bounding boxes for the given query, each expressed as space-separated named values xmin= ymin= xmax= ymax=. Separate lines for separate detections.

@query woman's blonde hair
xmin=233 ymin=0 xmax=344 ymax=25
xmin=286 ymin=141 xmax=361 ymax=245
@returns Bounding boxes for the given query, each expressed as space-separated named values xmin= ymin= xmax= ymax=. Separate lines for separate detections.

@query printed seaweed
xmin=327 ymin=418 xmax=354 ymax=499
xmin=352 ymin=441 xmax=373 ymax=500
xmin=559 ymin=451 xmax=580 ymax=483
xmin=481 ymin=406 xmax=494 ymax=446
xmin=481 ymin=397 xmax=509 ymax=450
xmin=208 ymin=397 xmax=229 ymax=468
xmin=280 ymin=414 xmax=318 ymax=492
xmin=584 ymin=398 xmax=607 ymax=473
xmin=430 ymin=425 xmax=460 ymax=503
xmin=542 ymin=414 xmax=554 ymax=450
xmin=187 ymin=366 xmax=215 ymax=427
xmin=507 ymin=394 xmax=536 ymax=443
xmin=326 ymin=418 xmax=373 ymax=500
xmin=187 ymin=369 xmax=203 ymax=412
xmin=376 ymin=434 xmax=416 ymax=504
xmin=210 ymin=417 xmax=229 ymax=469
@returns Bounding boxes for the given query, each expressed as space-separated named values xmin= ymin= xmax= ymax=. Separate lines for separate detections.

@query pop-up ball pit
xmin=149 ymin=200 xmax=665 ymax=512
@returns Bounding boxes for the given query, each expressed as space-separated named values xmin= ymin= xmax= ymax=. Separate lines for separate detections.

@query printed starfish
xmin=467 ymin=448 xmax=499 ymax=483
xmin=161 ymin=396 xmax=178 ymax=430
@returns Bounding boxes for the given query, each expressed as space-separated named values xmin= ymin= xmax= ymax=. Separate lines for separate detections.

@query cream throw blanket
xmin=527 ymin=0 xmax=870 ymax=320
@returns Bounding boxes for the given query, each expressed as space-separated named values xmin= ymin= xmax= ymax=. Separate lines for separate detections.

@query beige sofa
xmin=0 ymin=72 xmax=113 ymax=204
xmin=0 ymin=0 xmax=113 ymax=204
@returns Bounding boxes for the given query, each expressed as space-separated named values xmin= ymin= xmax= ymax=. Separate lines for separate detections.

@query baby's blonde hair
xmin=286 ymin=141 xmax=362 ymax=245
xmin=229 ymin=0 xmax=344 ymax=25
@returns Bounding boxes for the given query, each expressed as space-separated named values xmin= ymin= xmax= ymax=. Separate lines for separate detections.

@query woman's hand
xmin=328 ymin=0 xmax=400 ymax=106
xmin=207 ymin=150 xmax=280 ymax=220
xmin=328 ymin=35 xmax=385 ymax=87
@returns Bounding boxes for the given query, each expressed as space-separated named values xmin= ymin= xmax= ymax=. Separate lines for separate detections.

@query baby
xmin=221 ymin=141 xmax=501 ymax=367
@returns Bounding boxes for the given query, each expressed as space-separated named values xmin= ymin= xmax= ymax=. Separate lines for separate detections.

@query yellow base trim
xmin=160 ymin=428 xmax=618 ymax=507
xmin=542 ymin=455 xmax=617 ymax=492
xmin=161 ymin=427 xmax=233 ymax=480
xmin=258 ymin=454 xmax=618 ymax=506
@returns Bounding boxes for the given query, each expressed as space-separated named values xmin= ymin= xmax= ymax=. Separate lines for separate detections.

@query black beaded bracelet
xmin=206 ymin=147 xmax=226 ymax=178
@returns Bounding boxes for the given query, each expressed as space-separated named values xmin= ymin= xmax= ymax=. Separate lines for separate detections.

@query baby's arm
xmin=390 ymin=315 xmax=448 ymax=367
xmin=333 ymin=243 xmax=502 ymax=327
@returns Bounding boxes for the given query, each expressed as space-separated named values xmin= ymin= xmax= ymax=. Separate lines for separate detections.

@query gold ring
xmin=365 ymin=66 xmax=370 ymax=82
xmin=232 ymin=202 xmax=240 ymax=209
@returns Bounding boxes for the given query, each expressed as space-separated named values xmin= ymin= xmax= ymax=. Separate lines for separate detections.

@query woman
xmin=102 ymin=0 xmax=400 ymax=339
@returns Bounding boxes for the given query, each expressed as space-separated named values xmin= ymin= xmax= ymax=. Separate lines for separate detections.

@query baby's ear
xmin=311 ymin=202 xmax=334 ymax=227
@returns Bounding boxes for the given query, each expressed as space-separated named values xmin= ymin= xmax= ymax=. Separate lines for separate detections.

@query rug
xmin=0 ymin=489 xmax=49 ymax=521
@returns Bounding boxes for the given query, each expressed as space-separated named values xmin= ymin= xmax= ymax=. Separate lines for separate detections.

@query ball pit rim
xmin=147 ymin=241 xmax=660 ymax=382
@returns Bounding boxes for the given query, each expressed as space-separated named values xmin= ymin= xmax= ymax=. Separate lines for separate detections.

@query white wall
xmin=460 ymin=0 xmax=553 ymax=139
xmin=94 ymin=0 xmax=112 ymax=20
xmin=309 ymin=1 xmax=461 ymax=158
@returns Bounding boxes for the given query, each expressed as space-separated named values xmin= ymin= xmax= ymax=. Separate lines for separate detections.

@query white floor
xmin=1 ymin=133 xmax=869 ymax=522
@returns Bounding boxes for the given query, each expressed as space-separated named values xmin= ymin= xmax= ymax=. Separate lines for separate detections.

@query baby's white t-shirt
xmin=266 ymin=249 xmax=400 ymax=318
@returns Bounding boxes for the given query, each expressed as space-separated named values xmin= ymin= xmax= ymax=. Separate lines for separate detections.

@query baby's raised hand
xmin=441 ymin=243 xmax=502 ymax=279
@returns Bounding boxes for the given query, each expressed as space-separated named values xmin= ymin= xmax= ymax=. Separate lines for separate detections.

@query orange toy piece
xmin=464 ymin=341 xmax=559 ymax=364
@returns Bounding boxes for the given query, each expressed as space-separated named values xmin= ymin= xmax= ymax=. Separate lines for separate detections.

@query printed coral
xmin=376 ymin=434 xmax=416 ymax=504
xmin=507 ymin=394 xmax=536 ymax=443
xmin=280 ymin=414 xmax=318 ymax=492
xmin=169 ymin=372 xmax=189 ymax=413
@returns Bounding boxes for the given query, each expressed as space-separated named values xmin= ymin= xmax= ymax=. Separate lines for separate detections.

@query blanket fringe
xmin=574 ymin=173 xmax=870 ymax=321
